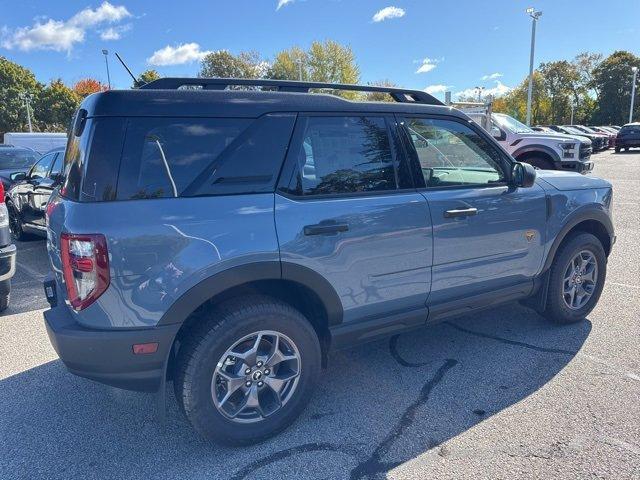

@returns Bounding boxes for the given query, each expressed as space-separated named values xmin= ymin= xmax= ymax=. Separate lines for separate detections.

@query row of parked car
xmin=532 ymin=124 xmax=629 ymax=152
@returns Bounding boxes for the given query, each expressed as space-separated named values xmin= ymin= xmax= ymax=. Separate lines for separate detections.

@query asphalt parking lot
xmin=1 ymin=149 xmax=638 ymax=480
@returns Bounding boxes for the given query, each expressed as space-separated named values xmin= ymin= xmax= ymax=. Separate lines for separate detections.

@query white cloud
xmin=372 ymin=6 xmax=405 ymax=22
xmin=455 ymin=80 xmax=512 ymax=99
xmin=147 ymin=43 xmax=211 ymax=66
xmin=276 ymin=0 xmax=295 ymax=10
xmin=415 ymin=57 xmax=440 ymax=74
xmin=481 ymin=72 xmax=503 ymax=81
xmin=1 ymin=2 xmax=131 ymax=53
xmin=100 ymin=23 xmax=131 ymax=41
xmin=424 ymin=84 xmax=452 ymax=95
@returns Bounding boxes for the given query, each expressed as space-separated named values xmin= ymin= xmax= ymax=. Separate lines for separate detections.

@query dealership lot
xmin=0 ymin=150 xmax=638 ymax=480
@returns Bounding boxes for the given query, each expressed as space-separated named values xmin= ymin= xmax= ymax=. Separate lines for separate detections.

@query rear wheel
xmin=543 ymin=233 xmax=606 ymax=324
xmin=523 ymin=157 xmax=554 ymax=170
xmin=8 ymin=204 xmax=28 ymax=241
xmin=174 ymin=295 xmax=321 ymax=445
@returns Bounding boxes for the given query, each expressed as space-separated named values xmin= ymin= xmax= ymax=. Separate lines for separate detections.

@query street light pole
xmin=630 ymin=66 xmax=638 ymax=123
xmin=570 ymin=99 xmax=575 ymax=124
xmin=525 ymin=8 xmax=542 ymax=126
xmin=102 ymin=49 xmax=111 ymax=89
xmin=19 ymin=93 xmax=33 ymax=133
xmin=295 ymin=58 xmax=303 ymax=81
xmin=475 ymin=86 xmax=485 ymax=102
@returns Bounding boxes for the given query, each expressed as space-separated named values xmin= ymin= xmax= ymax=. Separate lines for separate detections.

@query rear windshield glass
xmin=117 ymin=114 xmax=295 ymax=200
xmin=0 ymin=150 xmax=38 ymax=170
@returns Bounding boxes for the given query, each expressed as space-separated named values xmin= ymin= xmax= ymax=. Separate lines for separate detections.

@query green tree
xmin=573 ymin=52 xmax=603 ymax=97
xmin=500 ymin=72 xmax=551 ymax=124
xmin=35 ymin=79 xmax=81 ymax=132
xmin=138 ymin=69 xmax=161 ymax=87
xmin=267 ymin=47 xmax=308 ymax=81
xmin=591 ymin=50 xmax=640 ymax=124
xmin=539 ymin=60 xmax=580 ymax=124
xmin=364 ymin=80 xmax=398 ymax=102
xmin=0 ymin=56 xmax=42 ymax=135
xmin=199 ymin=50 xmax=265 ymax=79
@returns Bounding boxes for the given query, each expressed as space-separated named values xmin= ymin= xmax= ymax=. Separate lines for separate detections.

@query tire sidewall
xmin=524 ymin=157 xmax=553 ymax=170
xmin=547 ymin=233 xmax=606 ymax=323
xmin=181 ymin=303 xmax=321 ymax=445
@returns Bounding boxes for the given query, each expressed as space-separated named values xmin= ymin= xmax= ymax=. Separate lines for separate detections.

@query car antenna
xmin=114 ymin=52 xmax=145 ymax=88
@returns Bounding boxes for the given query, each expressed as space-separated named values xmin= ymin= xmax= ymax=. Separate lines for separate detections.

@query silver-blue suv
xmin=43 ymin=79 xmax=615 ymax=445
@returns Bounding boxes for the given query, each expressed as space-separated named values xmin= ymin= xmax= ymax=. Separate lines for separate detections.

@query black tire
xmin=614 ymin=147 xmax=621 ymax=153
xmin=0 ymin=295 xmax=8 ymax=312
xmin=8 ymin=204 xmax=29 ymax=241
xmin=523 ymin=157 xmax=554 ymax=170
xmin=174 ymin=295 xmax=321 ymax=446
xmin=543 ymin=233 xmax=606 ymax=324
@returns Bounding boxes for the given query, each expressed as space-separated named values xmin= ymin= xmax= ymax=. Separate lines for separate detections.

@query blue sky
xmin=2 ymin=0 xmax=639 ymax=100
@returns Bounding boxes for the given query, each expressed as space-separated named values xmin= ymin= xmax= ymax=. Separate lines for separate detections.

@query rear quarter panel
xmin=47 ymin=193 xmax=278 ymax=328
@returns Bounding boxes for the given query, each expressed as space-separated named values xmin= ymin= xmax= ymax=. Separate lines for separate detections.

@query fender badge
xmin=525 ymin=230 xmax=536 ymax=242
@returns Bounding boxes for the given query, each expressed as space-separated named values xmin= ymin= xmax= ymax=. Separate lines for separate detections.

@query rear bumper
xmin=0 ymin=243 xmax=16 ymax=282
xmin=44 ymin=302 xmax=180 ymax=392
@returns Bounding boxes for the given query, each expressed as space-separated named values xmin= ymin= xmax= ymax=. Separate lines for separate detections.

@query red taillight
xmin=60 ymin=233 xmax=110 ymax=310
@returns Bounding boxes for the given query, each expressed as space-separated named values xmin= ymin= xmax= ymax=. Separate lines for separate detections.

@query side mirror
xmin=491 ymin=126 xmax=505 ymax=140
xmin=10 ymin=172 xmax=26 ymax=182
xmin=512 ymin=162 xmax=536 ymax=188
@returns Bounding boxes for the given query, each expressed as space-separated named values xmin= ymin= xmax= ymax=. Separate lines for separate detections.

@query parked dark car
xmin=0 ymin=146 xmax=40 ymax=191
xmin=547 ymin=125 xmax=606 ymax=151
xmin=6 ymin=147 xmax=65 ymax=239
xmin=569 ymin=126 xmax=610 ymax=150
xmin=615 ymin=122 xmax=640 ymax=152
xmin=587 ymin=126 xmax=616 ymax=148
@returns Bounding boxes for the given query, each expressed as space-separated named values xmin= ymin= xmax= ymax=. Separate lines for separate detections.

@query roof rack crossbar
xmin=139 ymin=77 xmax=443 ymax=105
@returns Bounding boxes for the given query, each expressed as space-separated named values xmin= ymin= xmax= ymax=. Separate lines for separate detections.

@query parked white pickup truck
xmin=456 ymin=103 xmax=593 ymax=173
xmin=2 ymin=132 xmax=67 ymax=154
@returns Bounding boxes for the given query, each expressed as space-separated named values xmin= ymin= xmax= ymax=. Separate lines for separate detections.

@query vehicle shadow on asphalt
xmin=0 ymin=304 xmax=591 ymax=480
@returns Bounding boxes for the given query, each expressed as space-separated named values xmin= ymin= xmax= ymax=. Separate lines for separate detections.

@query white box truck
xmin=2 ymin=132 xmax=67 ymax=154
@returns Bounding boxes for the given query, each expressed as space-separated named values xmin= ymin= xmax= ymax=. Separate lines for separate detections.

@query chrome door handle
xmin=444 ymin=207 xmax=478 ymax=218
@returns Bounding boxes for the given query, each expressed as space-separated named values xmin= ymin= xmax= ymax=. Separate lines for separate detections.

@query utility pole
xmin=18 ymin=92 xmax=33 ymax=133
xmin=102 ymin=49 xmax=111 ymax=89
xmin=295 ymin=58 xmax=303 ymax=81
xmin=570 ymin=100 xmax=575 ymax=124
xmin=525 ymin=7 xmax=542 ymax=126
xmin=630 ymin=66 xmax=638 ymax=123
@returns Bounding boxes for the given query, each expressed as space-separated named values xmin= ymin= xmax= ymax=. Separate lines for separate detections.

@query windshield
xmin=493 ymin=113 xmax=534 ymax=134
xmin=0 ymin=150 xmax=38 ymax=170
xmin=561 ymin=126 xmax=584 ymax=135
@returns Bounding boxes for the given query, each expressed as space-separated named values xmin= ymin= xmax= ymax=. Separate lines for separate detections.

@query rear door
xmin=31 ymin=152 xmax=63 ymax=228
xmin=275 ymin=114 xmax=432 ymax=327
xmin=399 ymin=115 xmax=547 ymax=315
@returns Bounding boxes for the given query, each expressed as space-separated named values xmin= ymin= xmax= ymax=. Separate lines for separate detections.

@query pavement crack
xmin=348 ymin=359 xmax=458 ymax=480
xmin=444 ymin=322 xmax=578 ymax=355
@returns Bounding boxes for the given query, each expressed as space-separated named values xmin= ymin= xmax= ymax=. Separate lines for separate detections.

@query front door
xmin=275 ymin=114 xmax=432 ymax=326
xmin=399 ymin=116 xmax=547 ymax=313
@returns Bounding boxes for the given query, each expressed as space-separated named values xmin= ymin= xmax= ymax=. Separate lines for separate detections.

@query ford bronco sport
xmin=43 ymin=79 xmax=615 ymax=445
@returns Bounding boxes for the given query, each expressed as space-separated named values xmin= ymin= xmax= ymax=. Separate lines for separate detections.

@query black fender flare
xmin=512 ymin=144 xmax=561 ymax=165
xmin=157 ymin=261 xmax=343 ymax=327
xmin=541 ymin=205 xmax=614 ymax=273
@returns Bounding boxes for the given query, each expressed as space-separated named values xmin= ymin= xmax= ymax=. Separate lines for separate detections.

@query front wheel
xmin=544 ymin=233 xmax=606 ymax=324
xmin=8 ymin=205 xmax=28 ymax=241
xmin=523 ymin=157 xmax=554 ymax=170
xmin=174 ymin=295 xmax=321 ymax=445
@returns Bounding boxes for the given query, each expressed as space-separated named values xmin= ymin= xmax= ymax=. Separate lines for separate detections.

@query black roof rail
xmin=139 ymin=78 xmax=443 ymax=106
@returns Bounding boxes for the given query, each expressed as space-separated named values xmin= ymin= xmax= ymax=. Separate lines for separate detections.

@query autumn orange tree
xmin=73 ymin=78 xmax=108 ymax=98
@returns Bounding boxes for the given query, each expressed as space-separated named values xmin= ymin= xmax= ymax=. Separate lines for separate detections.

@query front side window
xmin=29 ymin=153 xmax=56 ymax=179
xmin=402 ymin=117 xmax=507 ymax=188
xmin=493 ymin=113 xmax=533 ymax=134
xmin=286 ymin=116 xmax=397 ymax=196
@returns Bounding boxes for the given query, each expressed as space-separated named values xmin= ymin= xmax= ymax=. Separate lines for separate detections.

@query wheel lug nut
xmin=264 ymin=369 xmax=270 ymax=375
xmin=245 ymin=368 xmax=251 ymax=375
xmin=257 ymin=381 xmax=264 ymax=387
xmin=245 ymin=381 xmax=252 ymax=387
xmin=257 ymin=361 xmax=263 ymax=367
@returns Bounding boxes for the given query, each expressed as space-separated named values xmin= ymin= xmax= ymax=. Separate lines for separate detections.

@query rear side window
xmin=284 ymin=116 xmax=398 ymax=196
xmin=117 ymin=114 xmax=295 ymax=200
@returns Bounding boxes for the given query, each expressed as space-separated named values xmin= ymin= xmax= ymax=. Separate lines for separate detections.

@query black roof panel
xmin=81 ymin=88 xmax=466 ymax=119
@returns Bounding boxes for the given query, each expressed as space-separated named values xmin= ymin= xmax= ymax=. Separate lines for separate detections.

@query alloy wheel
xmin=562 ymin=250 xmax=598 ymax=310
